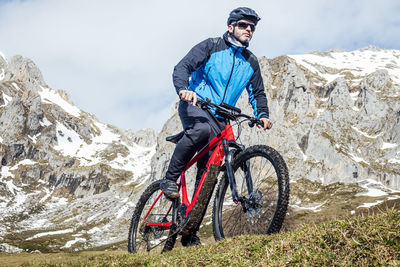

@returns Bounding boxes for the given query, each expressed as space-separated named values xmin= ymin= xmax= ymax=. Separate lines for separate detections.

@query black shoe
xmin=160 ymin=179 xmax=179 ymax=199
xmin=181 ymin=233 xmax=201 ymax=247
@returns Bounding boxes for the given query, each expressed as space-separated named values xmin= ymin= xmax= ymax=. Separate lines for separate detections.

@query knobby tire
xmin=212 ymin=145 xmax=290 ymax=240
xmin=128 ymin=180 xmax=177 ymax=253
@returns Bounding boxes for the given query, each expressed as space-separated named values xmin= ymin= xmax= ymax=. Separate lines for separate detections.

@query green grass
xmin=2 ymin=208 xmax=399 ymax=266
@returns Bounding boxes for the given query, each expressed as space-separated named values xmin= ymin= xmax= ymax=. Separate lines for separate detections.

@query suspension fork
xmin=243 ymin=160 xmax=253 ymax=194
xmin=222 ymin=139 xmax=240 ymax=203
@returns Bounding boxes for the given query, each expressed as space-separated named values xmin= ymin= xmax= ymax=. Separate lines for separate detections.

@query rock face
xmin=0 ymin=54 xmax=156 ymax=252
xmin=151 ymin=46 xmax=400 ymax=190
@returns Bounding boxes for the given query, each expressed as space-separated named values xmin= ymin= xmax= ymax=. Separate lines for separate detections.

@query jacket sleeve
xmin=172 ymin=38 xmax=213 ymax=94
xmin=246 ymin=59 xmax=269 ymax=119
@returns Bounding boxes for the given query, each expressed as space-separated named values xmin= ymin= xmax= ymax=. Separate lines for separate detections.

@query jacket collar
xmin=223 ymin=31 xmax=248 ymax=49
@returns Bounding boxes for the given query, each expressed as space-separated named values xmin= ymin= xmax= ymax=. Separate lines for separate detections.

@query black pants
xmin=165 ymin=100 xmax=225 ymax=182
xmin=165 ymin=101 xmax=225 ymax=234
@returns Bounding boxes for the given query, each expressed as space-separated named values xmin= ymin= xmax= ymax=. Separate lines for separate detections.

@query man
xmin=160 ymin=7 xmax=272 ymax=246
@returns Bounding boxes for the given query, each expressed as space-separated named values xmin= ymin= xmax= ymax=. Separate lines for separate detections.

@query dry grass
xmin=2 ymin=208 xmax=399 ymax=266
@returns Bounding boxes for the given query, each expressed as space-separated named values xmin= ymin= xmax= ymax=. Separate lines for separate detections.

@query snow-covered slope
xmin=289 ymin=47 xmax=400 ymax=86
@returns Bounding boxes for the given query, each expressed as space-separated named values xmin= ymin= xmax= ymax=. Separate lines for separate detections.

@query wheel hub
xmin=245 ymin=190 xmax=263 ymax=218
xmin=152 ymin=216 xmax=168 ymax=238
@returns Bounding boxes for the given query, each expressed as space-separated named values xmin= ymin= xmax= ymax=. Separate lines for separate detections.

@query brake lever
xmin=248 ymin=119 xmax=264 ymax=128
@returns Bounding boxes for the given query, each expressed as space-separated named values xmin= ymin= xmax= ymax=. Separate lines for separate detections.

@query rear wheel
xmin=212 ymin=145 xmax=289 ymax=240
xmin=128 ymin=180 xmax=176 ymax=253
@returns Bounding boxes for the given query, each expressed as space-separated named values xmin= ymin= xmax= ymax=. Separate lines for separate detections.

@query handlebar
xmin=196 ymin=99 xmax=264 ymax=128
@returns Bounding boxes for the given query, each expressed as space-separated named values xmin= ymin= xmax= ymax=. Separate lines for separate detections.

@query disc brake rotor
xmin=246 ymin=190 xmax=263 ymax=218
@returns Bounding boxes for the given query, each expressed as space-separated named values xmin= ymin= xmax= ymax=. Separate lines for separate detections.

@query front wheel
xmin=212 ymin=145 xmax=289 ymax=240
xmin=128 ymin=180 xmax=176 ymax=253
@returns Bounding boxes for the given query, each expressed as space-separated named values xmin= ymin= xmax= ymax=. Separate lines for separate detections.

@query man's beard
xmin=233 ymin=29 xmax=250 ymax=46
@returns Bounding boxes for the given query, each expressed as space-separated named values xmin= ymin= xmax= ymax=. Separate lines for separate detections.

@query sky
xmin=0 ymin=0 xmax=399 ymax=131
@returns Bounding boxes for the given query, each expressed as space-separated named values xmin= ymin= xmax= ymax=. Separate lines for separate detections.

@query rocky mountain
xmin=1 ymin=46 xmax=399 ymax=253
xmin=0 ymin=53 xmax=156 ymax=252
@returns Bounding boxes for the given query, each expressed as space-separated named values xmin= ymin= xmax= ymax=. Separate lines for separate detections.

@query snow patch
xmin=308 ymin=190 xmax=320 ymax=195
xmin=357 ymin=200 xmax=384 ymax=209
xmin=10 ymin=159 xmax=36 ymax=170
xmin=116 ymin=205 xmax=129 ymax=219
xmin=289 ymin=201 xmax=326 ymax=212
xmin=0 ymin=159 xmax=37 ymax=179
xmin=381 ymin=142 xmax=398 ymax=150
xmin=389 ymin=158 xmax=400 ymax=164
xmin=86 ymin=214 xmax=98 ymax=223
xmin=0 ymin=92 xmax=12 ymax=107
xmin=5 ymin=180 xmax=21 ymax=195
xmin=45 ymin=197 xmax=68 ymax=209
xmin=348 ymin=152 xmax=369 ymax=165
xmin=299 ymin=149 xmax=307 ymax=161
xmin=53 ymin=121 xmax=84 ymax=157
xmin=316 ymin=108 xmax=325 ymax=117
xmin=0 ymin=243 xmax=24 ymax=253
xmin=12 ymin=82 xmax=20 ymax=90
xmin=28 ymin=134 xmax=40 ymax=143
xmin=0 ymin=166 xmax=13 ymax=178
xmin=356 ymin=179 xmax=399 ymax=197
xmin=61 ymin=237 xmax=86 ymax=249
xmin=87 ymin=227 xmax=101 ymax=234
xmin=39 ymin=86 xmax=80 ymax=117
xmin=350 ymin=91 xmax=359 ymax=100
xmin=40 ymin=117 xmax=53 ymax=127
xmin=75 ymin=122 xmax=120 ymax=162
xmin=40 ymin=187 xmax=53 ymax=203
xmin=28 ymin=218 xmax=53 ymax=229
xmin=351 ymin=126 xmax=381 ymax=139
xmin=27 ymin=228 xmax=74 ymax=240
xmin=109 ymin=144 xmax=155 ymax=181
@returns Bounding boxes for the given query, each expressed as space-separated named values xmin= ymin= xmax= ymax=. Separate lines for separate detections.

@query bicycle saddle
xmin=166 ymin=131 xmax=185 ymax=144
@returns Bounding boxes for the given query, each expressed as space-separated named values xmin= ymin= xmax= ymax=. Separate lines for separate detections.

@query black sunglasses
xmin=233 ymin=22 xmax=256 ymax=32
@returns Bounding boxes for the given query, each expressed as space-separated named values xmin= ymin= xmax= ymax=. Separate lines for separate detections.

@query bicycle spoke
xmin=128 ymin=181 xmax=175 ymax=253
xmin=215 ymin=146 xmax=288 ymax=239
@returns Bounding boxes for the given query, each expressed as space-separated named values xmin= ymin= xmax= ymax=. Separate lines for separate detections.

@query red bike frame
xmin=144 ymin=124 xmax=235 ymax=229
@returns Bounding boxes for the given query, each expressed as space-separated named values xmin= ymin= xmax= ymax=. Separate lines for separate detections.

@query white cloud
xmin=0 ymin=0 xmax=399 ymax=130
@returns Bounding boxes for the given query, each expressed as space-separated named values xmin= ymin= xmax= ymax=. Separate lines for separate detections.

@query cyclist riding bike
xmin=160 ymin=7 xmax=272 ymax=247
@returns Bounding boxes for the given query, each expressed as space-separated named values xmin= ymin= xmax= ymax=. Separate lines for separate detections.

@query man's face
xmin=228 ymin=19 xmax=255 ymax=45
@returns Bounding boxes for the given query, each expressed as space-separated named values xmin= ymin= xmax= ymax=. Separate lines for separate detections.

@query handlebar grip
xmin=248 ymin=119 xmax=264 ymax=128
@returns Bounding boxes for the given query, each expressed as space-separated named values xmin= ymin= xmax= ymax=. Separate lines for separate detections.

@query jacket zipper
xmin=203 ymin=67 xmax=211 ymax=88
xmin=221 ymin=48 xmax=238 ymax=103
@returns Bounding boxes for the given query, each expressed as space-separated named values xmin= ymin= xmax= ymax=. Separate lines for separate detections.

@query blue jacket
xmin=173 ymin=32 xmax=269 ymax=118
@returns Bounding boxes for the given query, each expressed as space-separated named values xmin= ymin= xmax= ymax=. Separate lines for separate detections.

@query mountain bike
xmin=128 ymin=99 xmax=290 ymax=253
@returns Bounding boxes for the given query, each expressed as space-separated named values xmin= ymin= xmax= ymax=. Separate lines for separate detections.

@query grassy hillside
xmin=1 ymin=208 xmax=399 ymax=266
